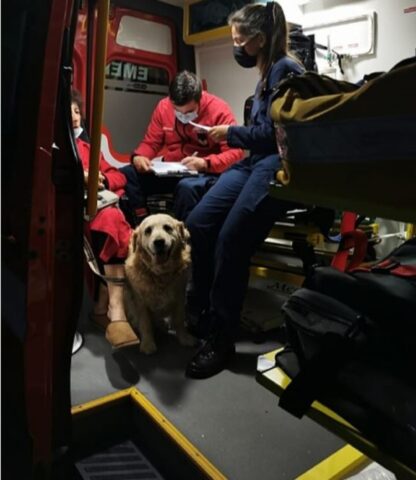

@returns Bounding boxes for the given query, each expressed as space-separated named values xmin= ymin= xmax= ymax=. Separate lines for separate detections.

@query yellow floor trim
xmin=296 ymin=445 xmax=367 ymax=480
xmin=250 ymin=265 xmax=305 ymax=286
xmin=72 ymin=387 xmax=226 ymax=479
xmin=261 ymin=349 xmax=357 ymax=429
xmin=129 ymin=388 xmax=226 ymax=480
xmin=71 ymin=387 xmax=132 ymax=415
xmin=258 ymin=350 xmax=416 ymax=479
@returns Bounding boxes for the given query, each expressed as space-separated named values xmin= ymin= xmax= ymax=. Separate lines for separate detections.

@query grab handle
xmin=85 ymin=0 xmax=109 ymax=218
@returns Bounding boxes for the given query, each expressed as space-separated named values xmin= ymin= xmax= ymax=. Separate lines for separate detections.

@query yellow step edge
xmin=129 ymin=388 xmax=227 ymax=480
xmin=261 ymin=349 xmax=358 ymax=429
xmin=296 ymin=445 xmax=368 ymax=480
xmin=71 ymin=387 xmax=132 ymax=414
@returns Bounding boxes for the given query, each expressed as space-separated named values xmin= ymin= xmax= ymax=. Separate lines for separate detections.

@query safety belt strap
xmin=331 ymin=211 xmax=367 ymax=272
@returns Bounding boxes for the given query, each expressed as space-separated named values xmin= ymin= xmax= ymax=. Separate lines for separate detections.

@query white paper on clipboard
xmin=189 ymin=121 xmax=212 ymax=131
xmin=150 ymin=160 xmax=198 ymax=177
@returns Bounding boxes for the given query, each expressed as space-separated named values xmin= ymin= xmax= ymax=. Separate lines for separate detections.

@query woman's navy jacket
xmin=227 ymin=56 xmax=304 ymax=157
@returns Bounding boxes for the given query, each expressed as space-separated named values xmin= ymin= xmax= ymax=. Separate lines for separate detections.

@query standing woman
xmin=72 ymin=90 xmax=140 ymax=349
xmin=185 ymin=2 xmax=304 ymax=378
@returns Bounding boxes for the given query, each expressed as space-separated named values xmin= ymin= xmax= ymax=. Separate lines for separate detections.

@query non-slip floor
xmin=71 ymin=276 xmax=344 ymax=480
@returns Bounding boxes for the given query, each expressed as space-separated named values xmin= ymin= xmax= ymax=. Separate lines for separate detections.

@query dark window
xmin=189 ymin=0 xmax=253 ymax=35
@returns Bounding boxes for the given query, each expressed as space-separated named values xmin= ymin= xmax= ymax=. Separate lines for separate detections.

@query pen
xmin=181 ymin=151 xmax=199 ymax=165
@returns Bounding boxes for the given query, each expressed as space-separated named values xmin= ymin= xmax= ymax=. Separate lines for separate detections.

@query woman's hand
xmin=209 ymin=125 xmax=230 ymax=143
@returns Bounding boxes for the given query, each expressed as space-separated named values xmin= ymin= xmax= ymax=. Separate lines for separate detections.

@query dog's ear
xmin=176 ymin=220 xmax=191 ymax=245
xmin=130 ymin=228 xmax=141 ymax=254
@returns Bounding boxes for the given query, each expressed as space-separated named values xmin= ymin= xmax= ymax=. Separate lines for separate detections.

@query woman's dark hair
xmin=229 ymin=2 xmax=298 ymax=79
xmin=71 ymin=89 xmax=84 ymax=116
xmin=169 ymin=70 xmax=202 ymax=106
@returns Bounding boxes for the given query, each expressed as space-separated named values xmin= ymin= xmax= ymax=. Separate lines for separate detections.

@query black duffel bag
xmin=276 ymin=238 xmax=416 ymax=469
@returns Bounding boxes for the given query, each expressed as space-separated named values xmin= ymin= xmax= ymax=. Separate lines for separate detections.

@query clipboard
xmin=150 ymin=160 xmax=198 ymax=177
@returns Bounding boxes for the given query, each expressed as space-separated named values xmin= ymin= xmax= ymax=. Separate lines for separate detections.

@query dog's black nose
xmin=153 ymin=238 xmax=166 ymax=254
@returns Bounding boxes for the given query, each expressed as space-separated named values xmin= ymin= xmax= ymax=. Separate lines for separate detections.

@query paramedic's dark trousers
xmin=186 ymin=154 xmax=299 ymax=339
xmin=121 ymin=164 xmax=217 ymax=221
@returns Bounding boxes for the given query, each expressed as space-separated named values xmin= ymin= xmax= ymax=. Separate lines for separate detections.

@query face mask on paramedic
xmin=175 ymin=109 xmax=199 ymax=124
xmin=233 ymin=45 xmax=257 ymax=68
xmin=232 ymin=29 xmax=260 ymax=69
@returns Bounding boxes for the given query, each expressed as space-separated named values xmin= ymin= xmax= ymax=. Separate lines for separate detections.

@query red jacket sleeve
xmin=76 ymin=137 xmax=126 ymax=195
xmin=206 ymin=142 xmax=244 ymax=174
xmin=132 ymin=100 xmax=165 ymax=160
xmin=100 ymin=155 xmax=127 ymax=193
xmin=204 ymin=100 xmax=244 ymax=173
xmin=100 ymin=155 xmax=126 ymax=192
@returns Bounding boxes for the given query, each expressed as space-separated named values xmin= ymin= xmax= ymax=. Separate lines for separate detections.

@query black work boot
xmin=185 ymin=308 xmax=212 ymax=339
xmin=185 ymin=331 xmax=235 ymax=379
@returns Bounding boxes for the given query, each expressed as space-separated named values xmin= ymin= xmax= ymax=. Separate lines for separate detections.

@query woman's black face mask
xmin=233 ymin=45 xmax=257 ymax=68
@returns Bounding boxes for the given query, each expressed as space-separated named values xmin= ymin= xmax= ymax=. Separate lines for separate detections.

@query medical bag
xmin=275 ymin=238 xmax=416 ymax=468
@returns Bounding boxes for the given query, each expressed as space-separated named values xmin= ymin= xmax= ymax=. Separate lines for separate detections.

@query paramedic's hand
xmin=209 ymin=125 xmax=229 ymax=143
xmin=132 ymin=155 xmax=152 ymax=173
xmin=181 ymin=156 xmax=208 ymax=172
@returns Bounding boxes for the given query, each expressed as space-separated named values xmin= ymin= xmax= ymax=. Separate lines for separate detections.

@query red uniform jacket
xmin=133 ymin=91 xmax=244 ymax=173
xmin=77 ymin=138 xmax=131 ymax=262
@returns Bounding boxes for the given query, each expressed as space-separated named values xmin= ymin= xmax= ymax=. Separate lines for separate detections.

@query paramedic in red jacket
xmin=121 ymin=71 xmax=244 ymax=224
xmin=72 ymin=91 xmax=139 ymax=350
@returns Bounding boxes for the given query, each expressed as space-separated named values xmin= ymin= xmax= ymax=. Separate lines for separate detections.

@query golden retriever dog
xmin=124 ymin=214 xmax=196 ymax=354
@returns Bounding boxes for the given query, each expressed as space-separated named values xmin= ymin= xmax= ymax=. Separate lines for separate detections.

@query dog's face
xmin=129 ymin=214 xmax=190 ymax=269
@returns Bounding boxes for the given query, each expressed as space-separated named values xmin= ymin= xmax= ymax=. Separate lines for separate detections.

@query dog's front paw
xmin=177 ymin=331 xmax=197 ymax=347
xmin=140 ymin=339 xmax=157 ymax=355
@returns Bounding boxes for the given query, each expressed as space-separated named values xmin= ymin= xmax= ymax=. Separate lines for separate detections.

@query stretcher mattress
xmin=270 ymin=59 xmax=416 ymax=223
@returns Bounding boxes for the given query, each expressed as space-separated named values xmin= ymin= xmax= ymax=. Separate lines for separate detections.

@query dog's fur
xmin=124 ymin=214 xmax=195 ymax=354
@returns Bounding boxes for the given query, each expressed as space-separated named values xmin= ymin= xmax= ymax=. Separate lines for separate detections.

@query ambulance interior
xmin=69 ymin=1 xmax=415 ymax=479
xmin=3 ymin=0 xmax=415 ymax=479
